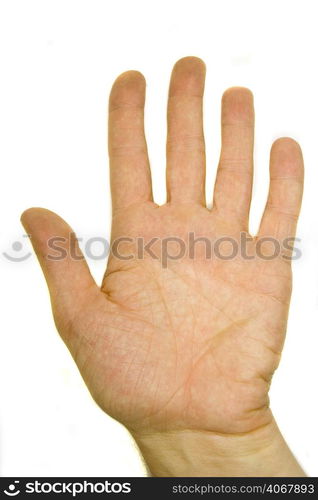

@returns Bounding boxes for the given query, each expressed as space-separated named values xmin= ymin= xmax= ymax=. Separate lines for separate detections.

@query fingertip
xmin=109 ymin=70 xmax=146 ymax=111
xmin=20 ymin=207 xmax=46 ymax=228
xmin=113 ymin=69 xmax=146 ymax=86
xmin=173 ymin=56 xmax=206 ymax=73
xmin=271 ymin=137 xmax=303 ymax=156
xmin=221 ymin=87 xmax=254 ymax=125
xmin=21 ymin=206 xmax=58 ymax=225
xmin=20 ymin=208 xmax=73 ymax=244
xmin=222 ymin=86 xmax=254 ymax=102
xmin=169 ymin=56 xmax=206 ymax=96
xmin=270 ymin=137 xmax=304 ymax=178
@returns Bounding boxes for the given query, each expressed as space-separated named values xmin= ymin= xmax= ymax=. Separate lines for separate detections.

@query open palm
xmin=22 ymin=57 xmax=303 ymax=439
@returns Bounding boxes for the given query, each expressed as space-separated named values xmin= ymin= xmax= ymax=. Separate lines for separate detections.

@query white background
xmin=0 ymin=0 xmax=318 ymax=476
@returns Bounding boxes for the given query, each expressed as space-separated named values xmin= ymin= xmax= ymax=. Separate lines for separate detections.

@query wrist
xmin=132 ymin=418 xmax=306 ymax=477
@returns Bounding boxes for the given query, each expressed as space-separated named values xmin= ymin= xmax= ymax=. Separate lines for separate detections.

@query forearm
xmin=132 ymin=419 xmax=306 ymax=477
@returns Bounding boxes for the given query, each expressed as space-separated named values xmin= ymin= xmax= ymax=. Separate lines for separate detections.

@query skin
xmin=21 ymin=57 xmax=305 ymax=476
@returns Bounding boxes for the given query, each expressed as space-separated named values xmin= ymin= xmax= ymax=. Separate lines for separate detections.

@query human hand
xmin=21 ymin=57 xmax=305 ymax=476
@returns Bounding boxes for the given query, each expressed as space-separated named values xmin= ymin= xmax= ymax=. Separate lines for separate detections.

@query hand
xmin=21 ymin=57 xmax=305 ymax=476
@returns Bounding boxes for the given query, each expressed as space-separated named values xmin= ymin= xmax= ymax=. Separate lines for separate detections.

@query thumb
xmin=21 ymin=207 xmax=98 ymax=334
